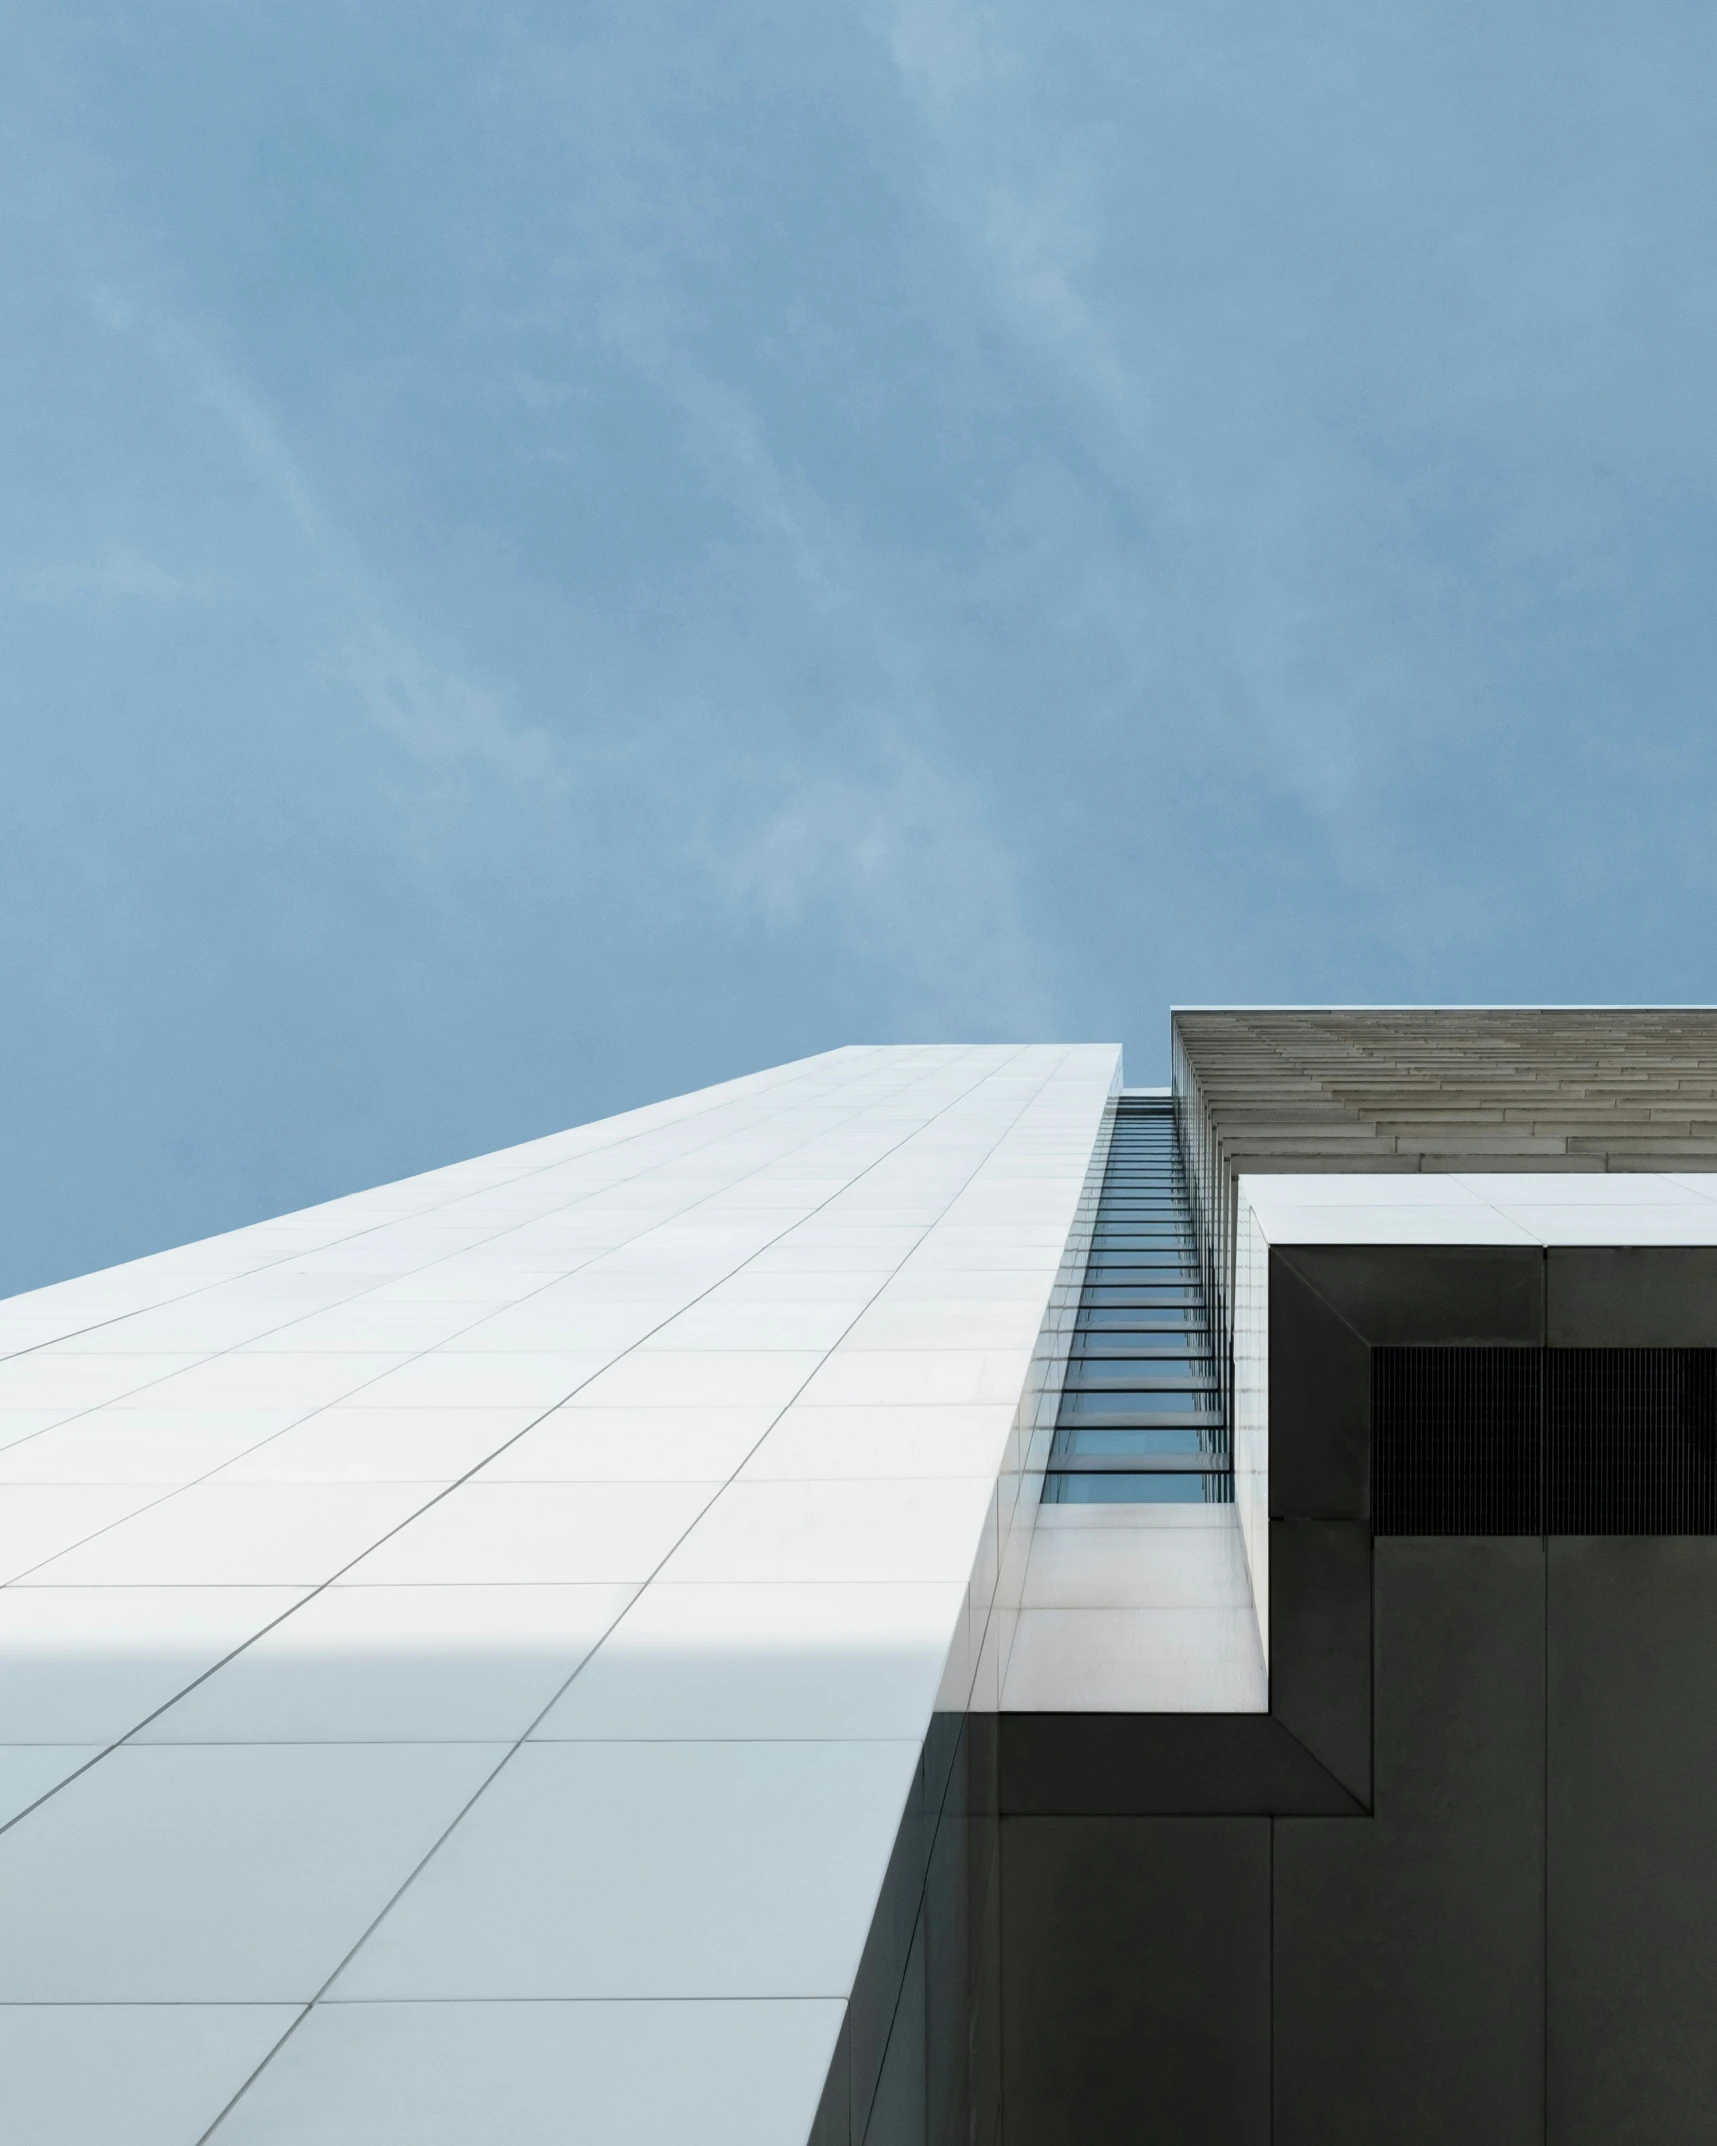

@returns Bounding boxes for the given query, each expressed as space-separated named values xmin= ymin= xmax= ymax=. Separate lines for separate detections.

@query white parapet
xmin=0 ymin=1043 xmax=1117 ymax=2145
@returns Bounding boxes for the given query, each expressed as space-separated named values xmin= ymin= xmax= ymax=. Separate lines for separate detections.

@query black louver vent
xmin=1373 ymin=1347 xmax=1717 ymax=1534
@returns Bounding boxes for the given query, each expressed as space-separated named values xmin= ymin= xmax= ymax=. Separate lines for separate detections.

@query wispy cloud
xmin=709 ymin=729 xmax=1055 ymax=1032
xmin=81 ymin=280 xmax=558 ymax=798
xmin=5 ymin=0 xmax=1717 ymax=1293
xmin=15 ymin=546 xmax=206 ymax=605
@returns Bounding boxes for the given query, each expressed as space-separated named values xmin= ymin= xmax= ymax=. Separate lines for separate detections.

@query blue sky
xmin=5 ymin=0 xmax=1717 ymax=1292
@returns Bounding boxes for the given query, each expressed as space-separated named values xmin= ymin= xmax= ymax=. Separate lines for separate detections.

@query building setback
xmin=3 ymin=1015 xmax=1717 ymax=2141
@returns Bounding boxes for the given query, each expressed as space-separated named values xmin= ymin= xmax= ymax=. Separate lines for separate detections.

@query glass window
xmin=1043 ymin=1099 xmax=1229 ymax=1506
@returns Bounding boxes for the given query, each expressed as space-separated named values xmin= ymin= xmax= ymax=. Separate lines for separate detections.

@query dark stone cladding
xmin=989 ymin=1242 xmax=1717 ymax=2146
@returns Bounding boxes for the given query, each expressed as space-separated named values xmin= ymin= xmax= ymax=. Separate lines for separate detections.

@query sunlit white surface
xmin=0 ymin=1042 xmax=1116 ymax=2143
xmin=999 ymin=1503 xmax=1267 ymax=1712
xmin=1241 ymin=1170 xmax=1717 ymax=1246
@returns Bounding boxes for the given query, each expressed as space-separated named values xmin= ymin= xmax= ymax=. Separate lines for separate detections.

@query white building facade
xmin=9 ymin=1015 xmax=1717 ymax=2144
xmin=0 ymin=1045 xmax=1129 ymax=2144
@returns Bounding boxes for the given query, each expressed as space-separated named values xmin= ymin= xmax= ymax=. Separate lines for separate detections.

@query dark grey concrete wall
xmin=1547 ymin=1537 xmax=1717 ymax=2145
xmin=999 ymin=1816 xmax=1270 ymax=2146
xmin=846 ymin=1241 xmax=1717 ymax=2146
xmin=993 ymin=1536 xmax=1717 ymax=2146
xmin=1273 ymin=1539 xmax=1547 ymax=2146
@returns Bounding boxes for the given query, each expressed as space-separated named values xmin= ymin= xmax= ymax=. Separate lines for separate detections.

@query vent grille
xmin=1372 ymin=1347 xmax=1539 ymax=1534
xmin=1373 ymin=1347 xmax=1717 ymax=1534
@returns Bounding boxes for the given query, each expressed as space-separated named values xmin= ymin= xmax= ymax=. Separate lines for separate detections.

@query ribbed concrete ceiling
xmin=1172 ymin=1008 xmax=1717 ymax=1174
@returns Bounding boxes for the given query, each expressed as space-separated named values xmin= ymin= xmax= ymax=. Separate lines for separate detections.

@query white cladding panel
xmin=0 ymin=1043 xmax=1117 ymax=2143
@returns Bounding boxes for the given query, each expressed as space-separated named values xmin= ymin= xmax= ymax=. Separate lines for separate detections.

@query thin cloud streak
xmin=0 ymin=0 xmax=1714 ymax=1293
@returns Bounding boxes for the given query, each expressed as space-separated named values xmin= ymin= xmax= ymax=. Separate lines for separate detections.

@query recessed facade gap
xmin=1042 ymin=1093 xmax=1230 ymax=1503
